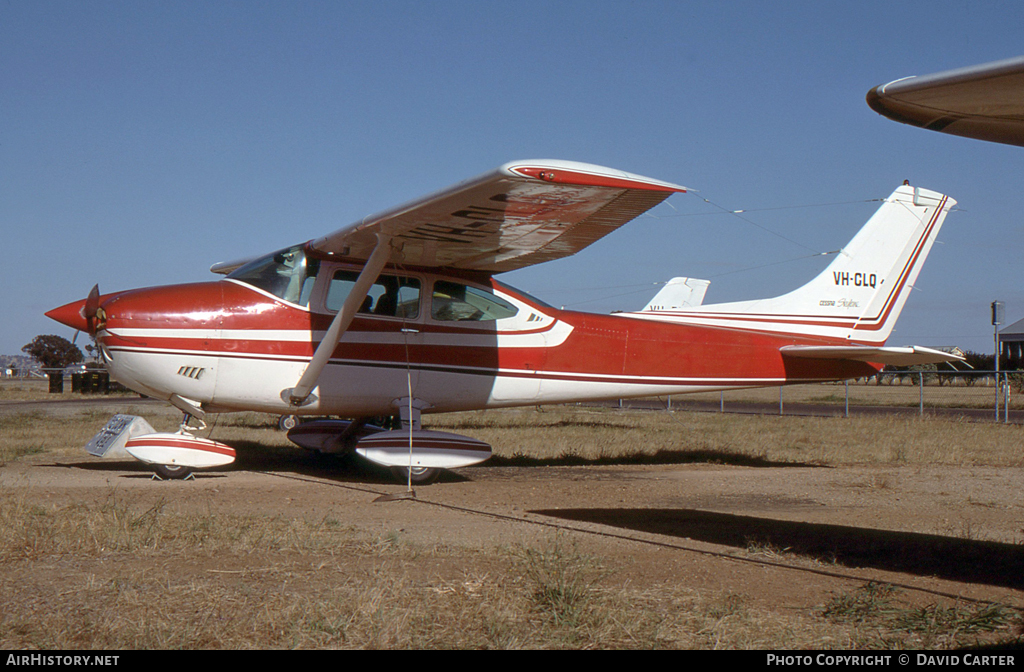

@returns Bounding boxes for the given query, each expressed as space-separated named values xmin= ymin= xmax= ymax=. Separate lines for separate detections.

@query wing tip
xmin=502 ymin=159 xmax=688 ymax=193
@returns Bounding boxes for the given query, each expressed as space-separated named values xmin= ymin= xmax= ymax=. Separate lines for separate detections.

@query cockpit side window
xmin=431 ymin=281 xmax=519 ymax=322
xmin=227 ymin=245 xmax=320 ymax=307
xmin=326 ymin=270 xmax=421 ymax=319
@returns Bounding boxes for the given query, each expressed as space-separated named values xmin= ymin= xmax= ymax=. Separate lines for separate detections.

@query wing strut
xmin=283 ymin=233 xmax=394 ymax=407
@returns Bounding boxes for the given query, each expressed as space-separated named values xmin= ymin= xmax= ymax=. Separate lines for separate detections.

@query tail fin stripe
xmin=653 ymin=194 xmax=946 ymax=331
xmin=851 ymin=195 xmax=947 ymax=333
xmin=625 ymin=185 xmax=954 ymax=346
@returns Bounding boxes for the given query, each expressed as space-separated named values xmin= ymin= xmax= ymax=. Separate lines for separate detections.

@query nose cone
xmin=46 ymin=299 xmax=89 ymax=332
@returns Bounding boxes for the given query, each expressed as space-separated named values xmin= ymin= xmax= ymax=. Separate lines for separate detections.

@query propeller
xmin=84 ymin=284 xmax=100 ymax=334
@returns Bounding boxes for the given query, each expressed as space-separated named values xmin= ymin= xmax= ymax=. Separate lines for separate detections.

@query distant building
xmin=999 ymin=317 xmax=1024 ymax=363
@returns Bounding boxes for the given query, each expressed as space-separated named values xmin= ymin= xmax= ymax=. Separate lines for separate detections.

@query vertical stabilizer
xmin=642 ymin=277 xmax=710 ymax=311
xmin=628 ymin=184 xmax=955 ymax=344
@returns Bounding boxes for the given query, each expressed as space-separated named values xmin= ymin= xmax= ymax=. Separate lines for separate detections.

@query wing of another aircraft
xmin=310 ymin=160 xmax=687 ymax=272
xmin=867 ymin=56 xmax=1024 ymax=147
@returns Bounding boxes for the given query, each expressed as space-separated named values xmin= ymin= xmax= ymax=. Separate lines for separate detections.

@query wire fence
xmin=614 ymin=371 xmax=1024 ymax=423
xmin=9 ymin=368 xmax=1023 ymax=423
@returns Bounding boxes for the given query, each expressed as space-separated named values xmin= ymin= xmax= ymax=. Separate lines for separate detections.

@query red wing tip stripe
xmin=509 ymin=166 xmax=685 ymax=193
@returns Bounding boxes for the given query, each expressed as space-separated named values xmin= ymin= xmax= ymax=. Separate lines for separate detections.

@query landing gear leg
xmin=179 ymin=412 xmax=206 ymax=434
xmin=389 ymin=399 xmax=443 ymax=487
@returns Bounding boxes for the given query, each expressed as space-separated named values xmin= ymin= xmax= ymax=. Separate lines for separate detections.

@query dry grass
xmin=0 ymin=379 xmax=138 ymax=402
xmin=0 ymin=490 xmax=777 ymax=648
xmin=820 ymin=582 xmax=1022 ymax=649
xmin=9 ymin=389 xmax=1023 ymax=471
xmin=681 ymin=380 xmax=1014 ymax=410
xmin=3 ymin=388 xmax=1024 ymax=649
xmin=2 ymin=492 xmax=1016 ymax=649
xmin=425 ymin=406 xmax=1024 ymax=468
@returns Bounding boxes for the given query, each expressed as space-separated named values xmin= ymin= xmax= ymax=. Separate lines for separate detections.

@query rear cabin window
xmin=326 ymin=271 xmax=421 ymax=319
xmin=431 ymin=281 xmax=519 ymax=322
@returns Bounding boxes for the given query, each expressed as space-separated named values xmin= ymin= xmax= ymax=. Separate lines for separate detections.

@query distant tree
xmin=961 ymin=350 xmax=1019 ymax=372
xmin=21 ymin=335 xmax=83 ymax=370
xmin=962 ymin=350 xmax=994 ymax=370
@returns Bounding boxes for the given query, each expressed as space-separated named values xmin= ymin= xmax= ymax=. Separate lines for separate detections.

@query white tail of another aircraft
xmin=631 ymin=184 xmax=956 ymax=346
xmin=641 ymin=277 xmax=710 ymax=311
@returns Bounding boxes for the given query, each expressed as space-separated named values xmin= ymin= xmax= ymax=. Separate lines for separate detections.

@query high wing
xmin=308 ymin=160 xmax=687 ymax=272
xmin=867 ymin=55 xmax=1024 ymax=147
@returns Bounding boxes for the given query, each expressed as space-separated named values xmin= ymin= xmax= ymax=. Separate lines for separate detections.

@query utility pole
xmin=993 ymin=301 xmax=1004 ymax=421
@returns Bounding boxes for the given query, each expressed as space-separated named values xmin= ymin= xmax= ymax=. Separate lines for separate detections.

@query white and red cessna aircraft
xmin=47 ymin=160 xmax=960 ymax=483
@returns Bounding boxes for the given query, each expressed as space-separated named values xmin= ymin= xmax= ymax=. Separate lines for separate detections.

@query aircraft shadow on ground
xmin=533 ymin=507 xmax=1024 ymax=590
xmin=54 ymin=445 xmax=474 ymax=485
xmin=58 ymin=439 xmax=815 ymax=484
xmin=227 ymin=443 xmax=477 ymax=484
xmin=486 ymin=451 xmax=817 ymax=469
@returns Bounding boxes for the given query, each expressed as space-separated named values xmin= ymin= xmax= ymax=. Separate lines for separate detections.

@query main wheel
xmin=390 ymin=465 xmax=441 ymax=485
xmin=154 ymin=463 xmax=193 ymax=480
xmin=278 ymin=415 xmax=299 ymax=431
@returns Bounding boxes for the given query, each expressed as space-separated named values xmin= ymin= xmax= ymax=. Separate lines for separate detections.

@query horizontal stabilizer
xmin=642 ymin=277 xmax=710 ymax=311
xmin=780 ymin=345 xmax=965 ymax=366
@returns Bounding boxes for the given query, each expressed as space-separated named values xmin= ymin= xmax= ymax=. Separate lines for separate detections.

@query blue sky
xmin=3 ymin=1 xmax=1023 ymax=357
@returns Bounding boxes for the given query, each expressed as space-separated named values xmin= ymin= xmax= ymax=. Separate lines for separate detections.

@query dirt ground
xmin=4 ymin=382 xmax=1024 ymax=647
xmin=4 ymin=436 xmax=1024 ymax=618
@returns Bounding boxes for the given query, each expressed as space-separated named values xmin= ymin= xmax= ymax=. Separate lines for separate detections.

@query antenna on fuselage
xmin=374 ymin=308 xmax=419 ymax=502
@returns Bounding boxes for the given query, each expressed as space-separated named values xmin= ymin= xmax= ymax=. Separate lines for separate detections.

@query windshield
xmin=227 ymin=245 xmax=320 ymax=306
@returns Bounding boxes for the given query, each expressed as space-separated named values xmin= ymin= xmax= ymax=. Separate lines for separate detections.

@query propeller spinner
xmin=45 ymin=284 xmax=100 ymax=334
